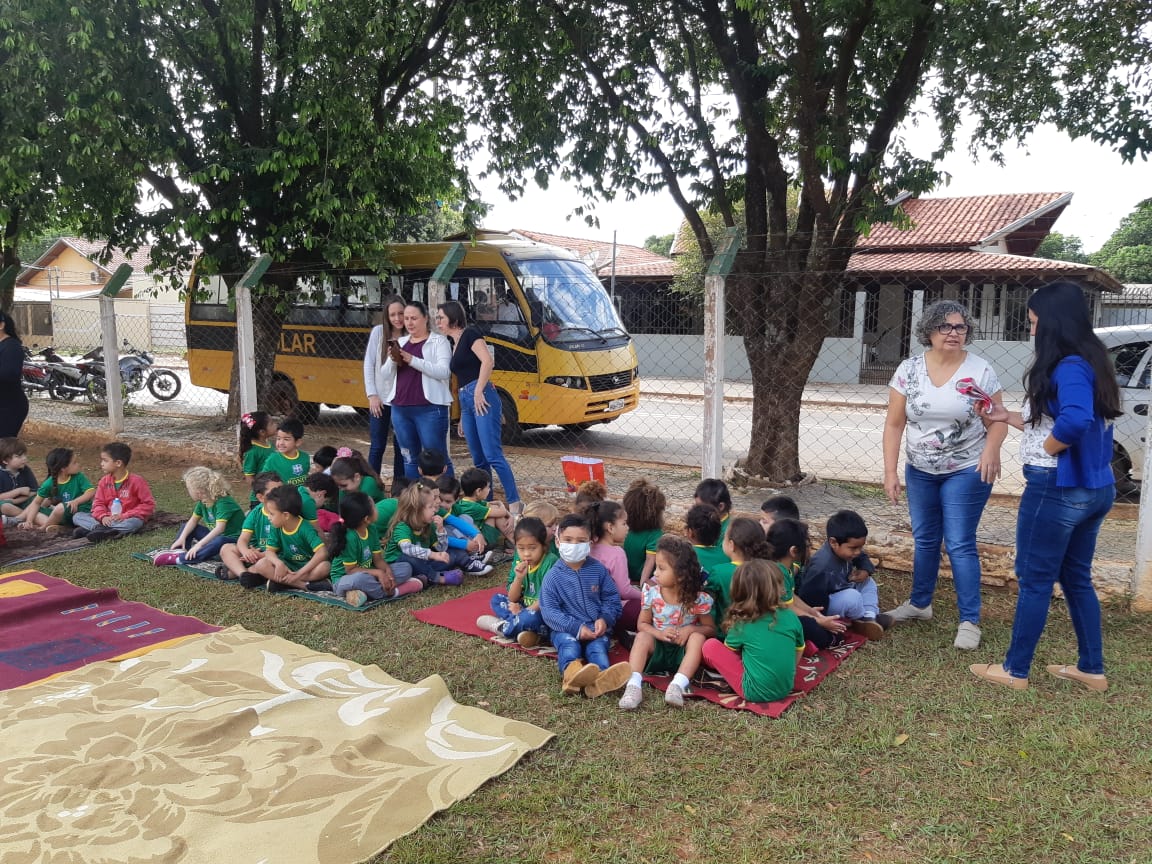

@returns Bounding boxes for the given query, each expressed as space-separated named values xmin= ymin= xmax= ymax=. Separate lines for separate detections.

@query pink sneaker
xmin=153 ymin=551 xmax=182 ymax=567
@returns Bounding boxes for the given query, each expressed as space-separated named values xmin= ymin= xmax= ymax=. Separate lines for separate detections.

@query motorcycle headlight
xmin=545 ymin=375 xmax=588 ymax=390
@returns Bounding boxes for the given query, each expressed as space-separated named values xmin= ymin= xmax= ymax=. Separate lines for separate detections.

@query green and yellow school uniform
xmin=266 ymin=517 xmax=325 ymax=570
xmin=299 ymin=492 xmax=319 ymax=525
xmin=36 ymin=473 xmax=94 ymax=525
xmin=330 ymin=524 xmax=382 ymax=581
xmin=724 ymin=607 xmax=805 ymax=703
xmin=242 ymin=442 xmax=275 ymax=504
xmin=240 ymin=506 xmax=275 ymax=550
xmin=384 ymin=521 xmax=435 ymax=564
xmin=693 ymin=543 xmax=731 ymax=578
xmin=265 ymin=449 xmax=311 ymax=487
xmin=509 ymin=549 xmax=558 ymax=607
xmin=193 ymin=495 xmax=245 ymax=537
xmin=339 ymin=475 xmax=384 ymax=503
xmin=453 ymin=498 xmax=502 ymax=546
xmin=623 ymin=527 xmax=661 ymax=583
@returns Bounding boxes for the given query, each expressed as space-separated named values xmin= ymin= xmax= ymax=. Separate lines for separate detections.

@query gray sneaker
xmin=475 ymin=615 xmax=506 ymax=636
xmin=954 ymin=621 xmax=982 ymax=650
xmin=664 ymin=682 xmax=686 ymax=708
xmin=885 ymin=600 xmax=933 ymax=622
xmin=618 ymin=684 xmax=643 ymax=710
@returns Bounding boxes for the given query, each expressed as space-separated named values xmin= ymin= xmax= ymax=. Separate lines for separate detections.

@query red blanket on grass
xmin=412 ymin=586 xmax=865 ymax=717
xmin=0 ymin=569 xmax=220 ymax=691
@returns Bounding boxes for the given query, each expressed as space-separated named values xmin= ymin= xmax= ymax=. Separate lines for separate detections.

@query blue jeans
xmin=72 ymin=512 xmax=145 ymax=535
xmin=551 ymin=630 xmax=610 ymax=673
xmin=336 ymin=570 xmax=388 ymax=600
xmin=490 ymin=592 xmax=548 ymax=640
xmin=826 ymin=577 xmax=880 ymax=619
xmin=1003 ymin=466 xmax=1113 ymax=679
xmin=391 ymin=403 xmax=454 ymax=479
xmin=398 ymin=549 xmax=469 ymax=585
xmin=173 ymin=524 xmax=237 ymax=564
xmin=904 ymin=464 xmax=993 ymax=623
xmin=459 ymin=381 xmax=520 ymax=503
xmin=367 ymin=405 xmax=405 ymax=484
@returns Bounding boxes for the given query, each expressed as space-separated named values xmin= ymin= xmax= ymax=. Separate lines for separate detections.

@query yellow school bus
xmin=185 ymin=233 xmax=640 ymax=440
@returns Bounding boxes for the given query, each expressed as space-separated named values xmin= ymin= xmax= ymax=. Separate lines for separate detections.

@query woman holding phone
xmin=378 ymin=300 xmax=454 ymax=479
xmin=363 ymin=295 xmax=407 ymax=486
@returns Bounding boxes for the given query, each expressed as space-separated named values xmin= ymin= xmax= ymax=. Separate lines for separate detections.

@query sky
xmin=472 ymin=123 xmax=1151 ymax=255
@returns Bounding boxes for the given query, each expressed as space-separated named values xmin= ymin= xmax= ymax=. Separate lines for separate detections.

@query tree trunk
xmin=1 ymin=209 xmax=22 ymax=314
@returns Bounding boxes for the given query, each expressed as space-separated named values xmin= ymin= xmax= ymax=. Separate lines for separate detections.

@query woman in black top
xmin=437 ymin=301 xmax=521 ymax=511
xmin=0 ymin=312 xmax=29 ymax=438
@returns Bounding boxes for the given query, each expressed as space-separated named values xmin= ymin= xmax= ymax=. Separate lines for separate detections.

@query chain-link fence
xmin=21 ymin=253 xmax=1149 ymax=574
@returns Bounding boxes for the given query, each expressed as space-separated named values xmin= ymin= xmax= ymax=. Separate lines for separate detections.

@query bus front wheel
xmin=268 ymin=377 xmax=321 ymax=425
xmin=498 ymin=390 xmax=522 ymax=445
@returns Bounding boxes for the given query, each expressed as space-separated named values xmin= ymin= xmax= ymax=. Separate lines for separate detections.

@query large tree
xmin=473 ymin=0 xmax=1152 ymax=480
xmin=1092 ymin=198 xmax=1152 ymax=283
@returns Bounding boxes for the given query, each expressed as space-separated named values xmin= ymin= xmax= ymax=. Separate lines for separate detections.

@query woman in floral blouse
xmin=881 ymin=300 xmax=1007 ymax=651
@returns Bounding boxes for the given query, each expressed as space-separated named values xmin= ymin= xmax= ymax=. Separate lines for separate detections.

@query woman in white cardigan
xmin=377 ymin=300 xmax=455 ymax=478
xmin=363 ymin=295 xmax=407 ymax=485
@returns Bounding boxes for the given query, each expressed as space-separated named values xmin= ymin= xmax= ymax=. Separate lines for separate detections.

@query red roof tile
xmin=511 ymin=229 xmax=676 ymax=278
xmin=857 ymin=193 xmax=1071 ymax=250
xmin=847 ymin=250 xmax=1123 ymax=291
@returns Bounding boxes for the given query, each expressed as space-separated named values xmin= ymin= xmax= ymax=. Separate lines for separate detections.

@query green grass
xmin=23 ymin=451 xmax=1152 ymax=864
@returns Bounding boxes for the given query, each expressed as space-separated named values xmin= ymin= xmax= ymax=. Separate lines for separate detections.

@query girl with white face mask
xmin=539 ymin=514 xmax=632 ymax=699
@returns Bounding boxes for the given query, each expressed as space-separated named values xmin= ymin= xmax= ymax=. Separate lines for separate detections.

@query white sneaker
xmin=618 ymin=684 xmax=643 ymax=710
xmin=475 ymin=615 xmax=505 ymax=636
xmin=664 ymin=683 xmax=686 ymax=708
xmin=885 ymin=600 xmax=933 ymax=622
xmin=954 ymin=621 xmax=982 ymax=650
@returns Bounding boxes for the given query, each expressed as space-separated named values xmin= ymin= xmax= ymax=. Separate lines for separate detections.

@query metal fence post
xmin=702 ymin=228 xmax=740 ymax=480
xmin=235 ymin=255 xmax=271 ymax=417
xmin=429 ymin=242 xmax=466 ymax=313
xmin=1132 ymin=397 xmax=1152 ymax=610
xmin=99 ymin=265 xmax=133 ymax=435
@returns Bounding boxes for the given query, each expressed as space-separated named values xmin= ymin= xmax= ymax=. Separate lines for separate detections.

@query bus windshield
xmin=516 ymin=259 xmax=629 ymax=345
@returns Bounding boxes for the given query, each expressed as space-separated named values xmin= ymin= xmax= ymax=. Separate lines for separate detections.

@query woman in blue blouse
xmin=971 ymin=282 xmax=1121 ymax=692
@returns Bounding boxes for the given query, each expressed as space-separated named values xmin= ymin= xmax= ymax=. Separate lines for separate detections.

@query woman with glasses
xmin=881 ymin=300 xmax=1007 ymax=650
xmin=437 ymin=301 xmax=521 ymax=514
xmin=971 ymin=282 xmax=1119 ymax=691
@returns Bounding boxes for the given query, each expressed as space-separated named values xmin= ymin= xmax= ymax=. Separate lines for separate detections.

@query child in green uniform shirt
xmin=168 ymin=467 xmax=245 ymax=565
xmin=239 ymin=411 xmax=277 ymax=507
xmin=264 ymin=418 xmax=311 ymax=489
xmin=694 ymin=478 xmax=733 ymax=546
xmin=241 ymin=485 xmax=330 ymax=591
xmin=383 ymin=484 xmax=469 ymax=587
xmin=21 ymin=447 xmax=95 ymax=531
xmin=330 ymin=492 xmax=422 ymax=607
xmin=622 ymin=479 xmax=666 ymax=584
xmin=330 ymin=451 xmax=385 ymax=502
xmin=701 ymin=559 xmax=805 ymax=704
xmin=218 ymin=473 xmax=281 ymax=580
xmin=685 ymin=502 xmax=731 ymax=577
xmin=454 ymin=467 xmax=515 ymax=547
xmin=476 ymin=517 xmax=559 ymax=647
xmin=769 ymin=517 xmax=847 ymax=651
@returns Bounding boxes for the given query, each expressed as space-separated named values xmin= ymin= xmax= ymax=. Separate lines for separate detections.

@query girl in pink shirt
xmin=586 ymin=499 xmax=642 ymax=639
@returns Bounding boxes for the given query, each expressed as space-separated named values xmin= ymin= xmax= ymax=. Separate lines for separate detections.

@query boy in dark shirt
xmin=797 ymin=510 xmax=892 ymax=641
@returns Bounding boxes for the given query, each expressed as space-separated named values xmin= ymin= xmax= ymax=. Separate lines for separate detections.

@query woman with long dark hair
xmin=0 ymin=312 xmax=29 ymax=438
xmin=363 ymin=294 xmax=407 ymax=484
xmin=971 ymin=282 xmax=1121 ymax=692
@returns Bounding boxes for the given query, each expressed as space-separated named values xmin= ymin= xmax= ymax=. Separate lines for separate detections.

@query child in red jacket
xmin=71 ymin=442 xmax=155 ymax=543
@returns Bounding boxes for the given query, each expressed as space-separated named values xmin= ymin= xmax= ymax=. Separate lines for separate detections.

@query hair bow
xmin=336 ymin=446 xmax=353 ymax=458
xmin=241 ymin=412 xmax=256 ymax=429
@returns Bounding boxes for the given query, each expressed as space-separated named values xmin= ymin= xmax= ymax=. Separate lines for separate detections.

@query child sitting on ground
xmin=455 ymin=467 xmax=515 ymax=546
xmin=685 ymin=502 xmax=731 ymax=576
xmin=71 ymin=442 xmax=155 ymax=543
xmin=240 ymin=485 xmax=330 ymax=592
xmin=217 ymin=473 xmax=280 ymax=580
xmin=384 ymin=484 xmax=469 ymax=587
xmin=20 ymin=447 xmax=94 ymax=532
xmin=477 ymin=516 xmax=558 ymax=647
xmin=540 ymin=513 xmax=632 ymax=699
xmin=329 ymin=491 xmax=420 ymax=607
xmin=618 ymin=535 xmax=716 ymax=710
xmin=264 ymin=418 xmax=311 ymax=488
xmin=303 ymin=472 xmax=341 ymax=532
xmin=0 ymin=437 xmax=38 ymax=526
xmin=584 ymin=499 xmax=642 ymax=638
xmin=239 ymin=411 xmax=277 ymax=507
xmin=573 ymin=480 xmax=608 ymax=509
xmin=796 ymin=509 xmax=892 ymax=641
xmin=622 ymin=478 xmax=666 ymax=584
xmin=694 ymin=478 xmax=733 ymax=545
xmin=330 ymin=449 xmax=385 ymax=502
xmin=167 ymin=467 xmax=245 ymax=565
xmin=760 ymin=494 xmax=800 ymax=533
xmin=310 ymin=445 xmax=338 ymax=475
xmin=701 ymin=559 xmax=806 ymax=703
xmin=434 ymin=476 xmax=494 ymax=574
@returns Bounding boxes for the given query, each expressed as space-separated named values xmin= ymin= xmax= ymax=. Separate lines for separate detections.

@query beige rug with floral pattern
xmin=0 ymin=626 xmax=552 ymax=863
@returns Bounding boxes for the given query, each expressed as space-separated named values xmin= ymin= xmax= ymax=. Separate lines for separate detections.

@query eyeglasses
xmin=935 ymin=323 xmax=970 ymax=335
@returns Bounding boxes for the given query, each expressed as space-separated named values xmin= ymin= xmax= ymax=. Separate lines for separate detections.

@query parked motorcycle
xmin=21 ymin=347 xmax=51 ymax=396
xmin=84 ymin=341 xmax=182 ymax=403
xmin=37 ymin=347 xmax=94 ymax=401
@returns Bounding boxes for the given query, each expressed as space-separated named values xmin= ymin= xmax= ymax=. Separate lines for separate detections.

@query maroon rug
xmin=0 ymin=569 xmax=220 ymax=691
xmin=411 ymin=586 xmax=865 ymax=717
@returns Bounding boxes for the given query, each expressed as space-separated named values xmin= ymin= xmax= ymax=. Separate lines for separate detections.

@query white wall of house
xmin=49 ymin=298 xmax=189 ymax=354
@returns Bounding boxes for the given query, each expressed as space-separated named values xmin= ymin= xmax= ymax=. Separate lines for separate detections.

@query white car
xmin=1096 ymin=325 xmax=1152 ymax=491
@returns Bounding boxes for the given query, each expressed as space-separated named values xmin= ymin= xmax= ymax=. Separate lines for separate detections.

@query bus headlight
xmin=545 ymin=375 xmax=588 ymax=390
